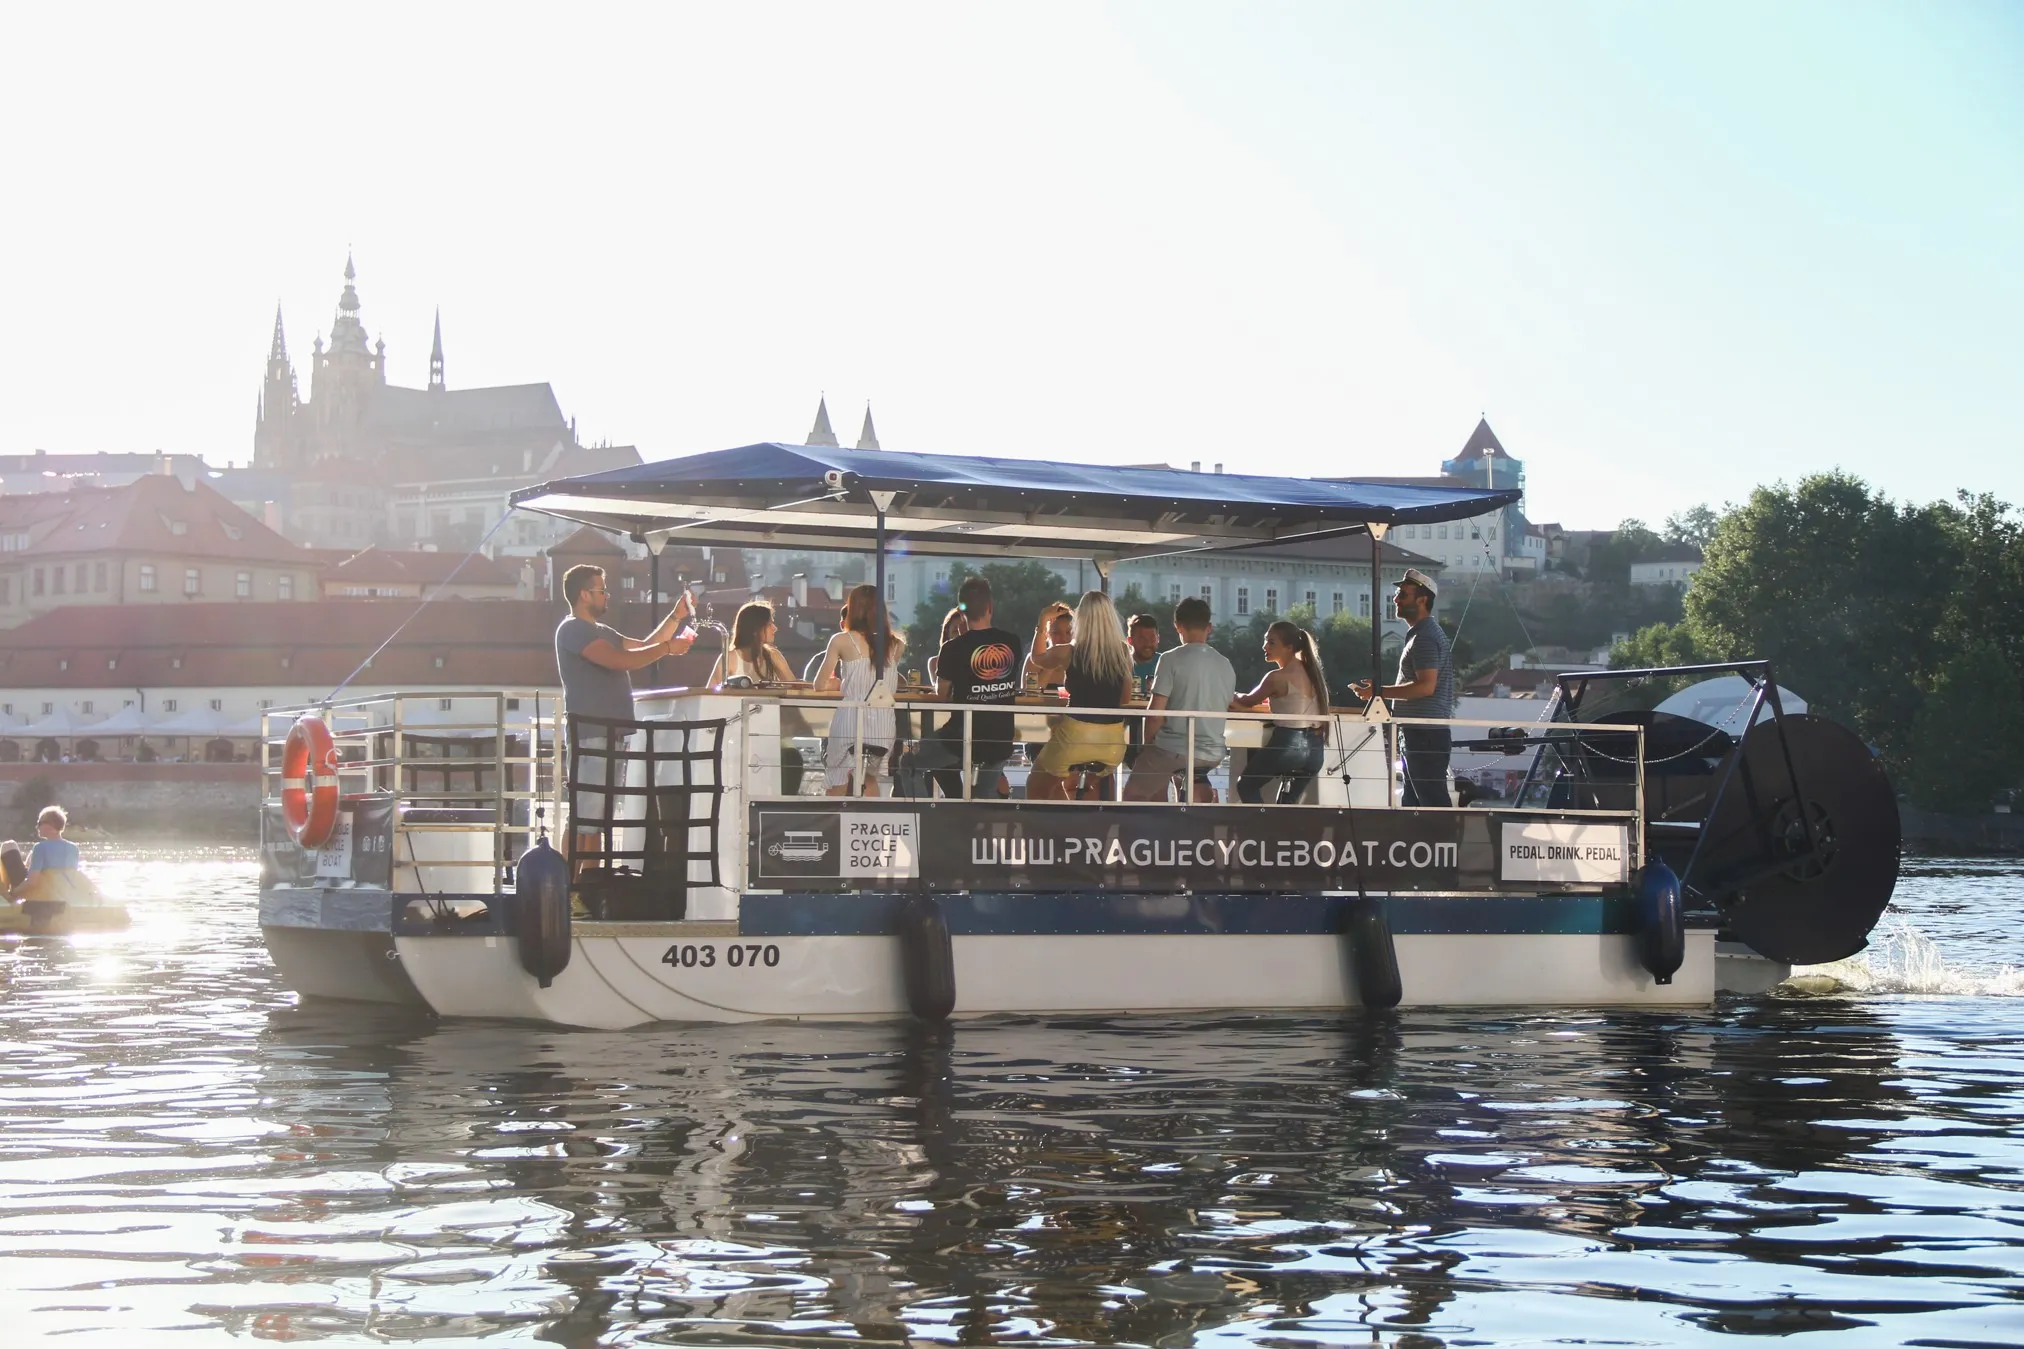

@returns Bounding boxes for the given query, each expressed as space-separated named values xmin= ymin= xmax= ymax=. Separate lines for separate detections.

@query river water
xmin=2 ymin=852 xmax=2022 ymax=1347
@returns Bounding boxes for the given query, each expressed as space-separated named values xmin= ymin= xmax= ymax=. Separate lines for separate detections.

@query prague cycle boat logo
xmin=769 ymin=830 xmax=832 ymax=863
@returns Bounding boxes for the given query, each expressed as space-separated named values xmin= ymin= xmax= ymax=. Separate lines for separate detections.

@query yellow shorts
xmin=1034 ymin=719 xmax=1127 ymax=777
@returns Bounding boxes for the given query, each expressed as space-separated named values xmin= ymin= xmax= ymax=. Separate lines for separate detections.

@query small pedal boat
xmin=1 ymin=863 xmax=130 ymax=935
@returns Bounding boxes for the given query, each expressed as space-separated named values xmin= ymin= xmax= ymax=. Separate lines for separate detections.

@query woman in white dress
xmin=814 ymin=584 xmax=906 ymax=796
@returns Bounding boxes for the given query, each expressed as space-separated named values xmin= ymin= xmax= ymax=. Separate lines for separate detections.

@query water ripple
xmin=4 ymin=849 xmax=2024 ymax=1344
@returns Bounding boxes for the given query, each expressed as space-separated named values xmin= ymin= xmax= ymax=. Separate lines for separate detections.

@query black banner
xmin=260 ymin=794 xmax=395 ymax=888
xmin=752 ymin=802 xmax=1471 ymax=892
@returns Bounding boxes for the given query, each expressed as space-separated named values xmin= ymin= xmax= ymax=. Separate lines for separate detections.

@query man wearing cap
xmin=1352 ymin=567 xmax=1455 ymax=807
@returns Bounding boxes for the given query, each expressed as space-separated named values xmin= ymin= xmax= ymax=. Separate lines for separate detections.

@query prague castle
xmin=250 ymin=255 xmax=637 ymax=552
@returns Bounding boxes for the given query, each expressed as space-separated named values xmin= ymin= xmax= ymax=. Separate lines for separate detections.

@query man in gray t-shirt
xmin=1124 ymin=597 xmax=1237 ymax=803
xmin=1352 ymin=567 xmax=1454 ymax=808
xmin=555 ymin=563 xmax=697 ymax=866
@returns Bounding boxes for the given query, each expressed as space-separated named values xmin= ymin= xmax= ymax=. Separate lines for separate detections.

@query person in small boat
xmin=1125 ymin=596 xmax=1235 ymax=803
xmin=707 ymin=600 xmax=795 ymax=687
xmin=815 ymin=584 xmax=905 ymax=796
xmin=1025 ymin=590 xmax=1134 ymax=801
xmin=7 ymin=806 xmax=80 ymax=897
xmin=1351 ymin=567 xmax=1454 ymax=808
xmin=917 ymin=575 xmax=1022 ymax=799
xmin=555 ymin=563 xmax=697 ymax=870
xmin=1231 ymin=620 xmax=1329 ymax=804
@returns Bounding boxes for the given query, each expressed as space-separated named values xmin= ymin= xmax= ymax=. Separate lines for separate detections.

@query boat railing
xmin=731 ymin=694 xmax=1642 ymax=817
xmin=259 ymin=691 xmax=568 ymax=894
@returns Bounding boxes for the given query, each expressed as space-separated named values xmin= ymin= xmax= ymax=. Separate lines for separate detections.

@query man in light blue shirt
xmin=1124 ymin=597 xmax=1237 ymax=802
xmin=28 ymin=805 xmax=80 ymax=874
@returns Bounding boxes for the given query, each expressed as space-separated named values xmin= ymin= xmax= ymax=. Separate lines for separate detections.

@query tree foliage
xmin=1618 ymin=472 xmax=2024 ymax=811
xmin=1663 ymin=505 xmax=1721 ymax=549
xmin=902 ymin=561 xmax=1069 ymax=669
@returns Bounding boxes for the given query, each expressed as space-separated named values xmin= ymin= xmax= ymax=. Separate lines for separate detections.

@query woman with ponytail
xmin=1230 ymin=619 xmax=1329 ymax=804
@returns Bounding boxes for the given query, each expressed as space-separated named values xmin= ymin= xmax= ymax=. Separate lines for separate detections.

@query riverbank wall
xmin=1900 ymin=806 xmax=2024 ymax=857
xmin=0 ymin=764 xmax=260 ymax=841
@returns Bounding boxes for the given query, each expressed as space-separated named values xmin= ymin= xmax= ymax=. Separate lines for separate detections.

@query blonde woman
xmin=814 ymin=584 xmax=906 ymax=795
xmin=1025 ymin=590 xmax=1134 ymax=800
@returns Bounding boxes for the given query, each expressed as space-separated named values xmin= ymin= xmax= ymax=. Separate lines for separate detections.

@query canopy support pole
xmin=1092 ymin=556 xmax=1114 ymax=595
xmin=1367 ymin=524 xmax=1389 ymax=691
xmin=869 ymin=491 xmax=898 ymax=679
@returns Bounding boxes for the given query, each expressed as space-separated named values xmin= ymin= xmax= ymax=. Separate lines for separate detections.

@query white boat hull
xmin=395 ymin=924 xmax=1717 ymax=1029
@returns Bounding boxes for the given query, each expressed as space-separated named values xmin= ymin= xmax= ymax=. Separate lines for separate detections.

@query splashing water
xmin=1789 ymin=916 xmax=2024 ymax=997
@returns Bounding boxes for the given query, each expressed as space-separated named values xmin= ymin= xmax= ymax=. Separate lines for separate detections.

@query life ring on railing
xmin=281 ymin=714 xmax=340 ymax=849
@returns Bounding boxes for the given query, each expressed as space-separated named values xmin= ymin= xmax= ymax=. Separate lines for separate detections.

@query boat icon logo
xmin=768 ymin=830 xmax=832 ymax=862
xmin=758 ymin=813 xmax=844 ymax=876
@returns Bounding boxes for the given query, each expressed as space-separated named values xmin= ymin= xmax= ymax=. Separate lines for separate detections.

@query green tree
xmin=1208 ymin=603 xmax=1374 ymax=703
xmin=1583 ymin=519 xmax=1665 ymax=584
xmin=1663 ymin=505 xmax=1721 ymax=550
xmin=903 ymin=561 xmax=1069 ymax=667
xmin=1685 ymin=472 xmax=1961 ymax=767
xmin=1907 ymin=641 xmax=2024 ymax=812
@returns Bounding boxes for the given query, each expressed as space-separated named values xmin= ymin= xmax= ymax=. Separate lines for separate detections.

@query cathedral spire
xmin=806 ymin=395 xmax=839 ymax=447
xmin=428 ymin=308 xmax=446 ymax=392
xmin=856 ymin=404 xmax=880 ymax=451
xmin=268 ymin=302 xmax=288 ymax=363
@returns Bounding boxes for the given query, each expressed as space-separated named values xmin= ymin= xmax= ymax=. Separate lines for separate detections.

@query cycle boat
xmin=254 ymin=444 xmax=1897 ymax=1026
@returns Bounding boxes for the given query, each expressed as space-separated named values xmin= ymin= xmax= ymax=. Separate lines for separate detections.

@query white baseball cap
xmin=1396 ymin=567 xmax=1439 ymax=598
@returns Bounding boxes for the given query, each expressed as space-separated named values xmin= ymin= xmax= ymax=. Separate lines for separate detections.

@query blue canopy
xmin=511 ymin=442 xmax=1522 ymax=563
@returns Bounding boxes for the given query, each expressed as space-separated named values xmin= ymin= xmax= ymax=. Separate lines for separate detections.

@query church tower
xmin=253 ymin=304 xmax=299 ymax=471
xmin=307 ymin=253 xmax=386 ymax=455
xmin=428 ymin=308 xmax=446 ymax=392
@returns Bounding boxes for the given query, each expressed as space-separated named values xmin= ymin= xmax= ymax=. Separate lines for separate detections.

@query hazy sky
xmin=3 ymin=2 xmax=2017 ymax=528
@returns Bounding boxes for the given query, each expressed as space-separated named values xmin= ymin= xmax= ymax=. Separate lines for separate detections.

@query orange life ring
xmin=281 ymin=715 xmax=340 ymax=849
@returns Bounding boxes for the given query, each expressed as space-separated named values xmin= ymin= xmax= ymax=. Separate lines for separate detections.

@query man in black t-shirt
xmin=916 ymin=575 xmax=1023 ymax=798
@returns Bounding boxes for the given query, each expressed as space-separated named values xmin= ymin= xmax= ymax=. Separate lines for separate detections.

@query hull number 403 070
xmin=660 ymin=943 xmax=781 ymax=970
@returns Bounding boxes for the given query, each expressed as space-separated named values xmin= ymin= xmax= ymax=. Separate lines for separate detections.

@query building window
xmin=139 ymin=564 xmax=157 ymax=593
xmin=1168 ymin=583 xmax=1181 ymax=604
xmin=440 ymin=698 xmax=454 ymax=711
xmin=42 ymin=702 xmax=54 ymax=715
xmin=107 ymin=657 xmax=117 ymax=670
xmin=51 ymin=567 xmax=63 ymax=595
xmin=1304 ymin=590 xmax=1317 ymax=611
xmin=236 ymin=571 xmax=251 ymax=598
xmin=1235 ymin=586 xmax=1250 ymax=616
xmin=94 ymin=561 xmax=107 ymax=592
xmin=81 ymin=700 xmax=93 ymax=714
xmin=506 ymin=698 xmax=522 ymax=711
xmin=0 ymin=579 xmax=8 ymax=603
xmin=278 ymin=574 xmax=293 ymax=600
xmin=1264 ymin=587 xmax=1278 ymax=614
xmin=257 ymin=699 xmax=273 ymax=709
xmin=1331 ymin=592 xmax=1344 ymax=615
xmin=1438 ymin=525 xmax=1449 ymax=539
xmin=1200 ymin=585 xmax=1213 ymax=603
xmin=75 ymin=563 xmax=87 ymax=592
xmin=209 ymin=699 xmax=223 ymax=712
xmin=162 ymin=699 xmax=178 ymax=713
xmin=1487 ymin=526 xmax=1496 ymax=540
xmin=1358 ymin=593 xmax=1371 ymax=618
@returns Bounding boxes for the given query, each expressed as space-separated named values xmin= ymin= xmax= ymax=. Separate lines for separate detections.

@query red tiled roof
xmin=2 ymin=474 xmax=307 ymax=564
xmin=320 ymin=546 xmax=522 ymax=586
xmin=0 ymin=600 xmax=714 ymax=691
